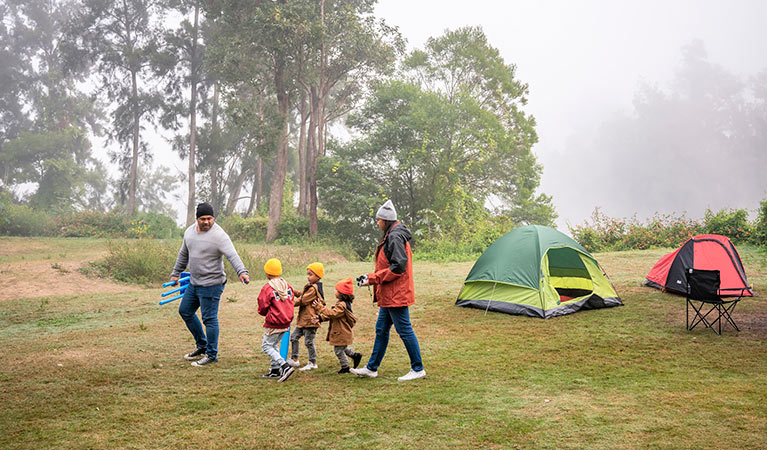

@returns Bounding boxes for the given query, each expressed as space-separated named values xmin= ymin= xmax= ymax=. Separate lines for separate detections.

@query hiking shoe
xmin=351 ymin=352 xmax=362 ymax=368
xmin=277 ymin=364 xmax=295 ymax=383
xmin=183 ymin=347 xmax=206 ymax=360
xmin=397 ymin=369 xmax=426 ymax=382
xmin=350 ymin=367 xmax=377 ymax=378
xmin=337 ymin=367 xmax=350 ymax=374
xmin=191 ymin=355 xmax=217 ymax=367
xmin=287 ymin=359 xmax=300 ymax=368
xmin=262 ymin=368 xmax=280 ymax=378
xmin=299 ymin=362 xmax=318 ymax=371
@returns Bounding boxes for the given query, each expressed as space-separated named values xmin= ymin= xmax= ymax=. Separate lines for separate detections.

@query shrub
xmin=216 ymin=215 xmax=268 ymax=242
xmin=703 ymin=208 xmax=752 ymax=243
xmin=752 ymin=199 xmax=767 ymax=246
xmin=0 ymin=194 xmax=56 ymax=236
xmin=91 ymin=240 xmax=180 ymax=285
xmin=56 ymin=211 xmax=131 ymax=237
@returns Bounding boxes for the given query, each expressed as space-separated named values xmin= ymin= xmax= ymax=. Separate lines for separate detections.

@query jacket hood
xmin=389 ymin=222 xmax=412 ymax=242
xmin=268 ymin=277 xmax=290 ymax=300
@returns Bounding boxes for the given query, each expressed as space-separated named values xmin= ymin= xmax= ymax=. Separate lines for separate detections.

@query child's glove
xmin=356 ymin=274 xmax=369 ymax=287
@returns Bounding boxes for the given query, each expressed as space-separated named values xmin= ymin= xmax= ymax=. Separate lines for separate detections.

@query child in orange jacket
xmin=312 ymin=278 xmax=362 ymax=374
xmin=257 ymin=258 xmax=296 ymax=382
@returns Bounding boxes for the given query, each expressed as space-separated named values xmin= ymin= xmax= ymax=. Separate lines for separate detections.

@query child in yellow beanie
xmin=257 ymin=258 xmax=296 ymax=382
xmin=287 ymin=262 xmax=326 ymax=371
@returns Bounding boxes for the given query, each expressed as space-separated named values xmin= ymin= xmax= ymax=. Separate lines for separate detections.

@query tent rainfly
xmin=456 ymin=225 xmax=622 ymax=318
xmin=644 ymin=234 xmax=754 ymax=297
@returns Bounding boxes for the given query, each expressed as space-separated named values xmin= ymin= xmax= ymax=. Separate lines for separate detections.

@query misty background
xmin=372 ymin=0 xmax=767 ymax=229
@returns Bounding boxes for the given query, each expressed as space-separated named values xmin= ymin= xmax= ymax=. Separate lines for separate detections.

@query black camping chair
xmin=686 ymin=268 xmax=745 ymax=335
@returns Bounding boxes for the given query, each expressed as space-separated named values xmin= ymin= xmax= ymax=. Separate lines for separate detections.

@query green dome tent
xmin=456 ymin=225 xmax=622 ymax=318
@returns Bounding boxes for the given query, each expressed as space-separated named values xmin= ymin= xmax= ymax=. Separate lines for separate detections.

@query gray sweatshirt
xmin=171 ymin=223 xmax=248 ymax=287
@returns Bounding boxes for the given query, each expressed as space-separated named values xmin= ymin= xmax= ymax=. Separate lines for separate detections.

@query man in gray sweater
xmin=170 ymin=202 xmax=250 ymax=366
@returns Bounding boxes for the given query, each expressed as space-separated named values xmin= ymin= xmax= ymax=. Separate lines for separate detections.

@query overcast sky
xmin=373 ymin=0 xmax=767 ymax=229
xmin=139 ymin=0 xmax=767 ymax=228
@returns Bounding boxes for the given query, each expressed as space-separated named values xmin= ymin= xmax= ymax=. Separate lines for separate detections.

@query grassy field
xmin=1 ymin=238 xmax=766 ymax=449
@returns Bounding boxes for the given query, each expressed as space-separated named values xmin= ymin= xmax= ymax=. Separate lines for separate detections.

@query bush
xmin=0 ymin=194 xmax=55 ymax=236
xmin=90 ymin=240 xmax=180 ymax=285
xmin=703 ymin=208 xmax=752 ymax=243
xmin=752 ymin=199 xmax=767 ymax=246
xmin=56 ymin=211 xmax=131 ymax=237
xmin=216 ymin=215 xmax=268 ymax=242
xmin=569 ymin=208 xmax=702 ymax=252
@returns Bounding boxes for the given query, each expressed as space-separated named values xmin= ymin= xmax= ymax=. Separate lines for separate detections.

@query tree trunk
xmin=297 ymin=90 xmax=309 ymax=216
xmin=185 ymin=4 xmax=200 ymax=226
xmin=256 ymin=156 xmax=263 ymax=212
xmin=210 ymin=81 xmax=220 ymax=213
xmin=266 ymin=52 xmax=290 ymax=242
xmin=128 ymin=67 xmax=140 ymax=216
xmin=225 ymin=167 xmax=248 ymax=216
xmin=308 ymin=0 xmax=327 ymax=236
xmin=246 ymin=159 xmax=259 ymax=216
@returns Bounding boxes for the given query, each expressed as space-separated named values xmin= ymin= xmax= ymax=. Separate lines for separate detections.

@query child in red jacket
xmin=258 ymin=258 xmax=296 ymax=382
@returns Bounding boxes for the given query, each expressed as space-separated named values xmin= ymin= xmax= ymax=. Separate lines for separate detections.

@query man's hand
xmin=239 ymin=273 xmax=250 ymax=284
xmin=169 ymin=276 xmax=179 ymax=286
xmin=356 ymin=274 xmax=369 ymax=287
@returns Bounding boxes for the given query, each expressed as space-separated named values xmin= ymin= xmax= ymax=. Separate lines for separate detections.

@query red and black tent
xmin=645 ymin=234 xmax=753 ymax=297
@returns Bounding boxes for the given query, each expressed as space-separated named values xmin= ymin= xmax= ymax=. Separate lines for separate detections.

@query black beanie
xmin=196 ymin=202 xmax=215 ymax=218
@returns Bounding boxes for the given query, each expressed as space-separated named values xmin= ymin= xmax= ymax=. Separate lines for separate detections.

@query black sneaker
xmin=191 ymin=355 xmax=217 ymax=367
xmin=337 ymin=367 xmax=350 ymax=374
xmin=183 ymin=347 xmax=206 ymax=360
xmin=351 ymin=352 xmax=362 ymax=369
xmin=277 ymin=363 xmax=295 ymax=383
xmin=262 ymin=368 xmax=280 ymax=378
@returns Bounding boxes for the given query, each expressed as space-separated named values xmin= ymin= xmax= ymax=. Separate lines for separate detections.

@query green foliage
xmin=91 ymin=240 xmax=179 ymax=285
xmin=703 ymin=208 xmax=752 ymax=243
xmin=0 ymin=194 xmax=55 ymax=237
xmin=569 ymin=208 xmax=702 ymax=252
xmin=216 ymin=215 xmax=268 ymax=242
xmin=753 ymin=199 xmax=767 ymax=246
xmin=55 ymin=211 xmax=180 ymax=239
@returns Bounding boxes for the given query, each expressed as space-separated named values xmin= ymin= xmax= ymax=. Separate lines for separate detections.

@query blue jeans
xmin=367 ymin=306 xmax=423 ymax=372
xmin=178 ymin=283 xmax=225 ymax=359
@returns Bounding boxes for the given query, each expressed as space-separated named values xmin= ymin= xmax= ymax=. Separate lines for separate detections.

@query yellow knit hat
xmin=306 ymin=262 xmax=324 ymax=279
xmin=264 ymin=258 xmax=282 ymax=276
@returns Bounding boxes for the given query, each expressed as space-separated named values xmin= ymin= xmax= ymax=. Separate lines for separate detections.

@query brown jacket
xmin=293 ymin=283 xmax=324 ymax=328
xmin=317 ymin=300 xmax=357 ymax=346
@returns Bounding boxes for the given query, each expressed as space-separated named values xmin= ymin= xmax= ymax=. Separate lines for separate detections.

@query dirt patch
xmin=0 ymin=260 xmax=133 ymax=301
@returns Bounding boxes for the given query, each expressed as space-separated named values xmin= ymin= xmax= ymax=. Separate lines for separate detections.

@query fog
xmin=374 ymin=0 xmax=767 ymax=229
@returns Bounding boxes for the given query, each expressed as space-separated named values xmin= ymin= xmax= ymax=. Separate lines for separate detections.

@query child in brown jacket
xmin=288 ymin=262 xmax=325 ymax=371
xmin=312 ymin=277 xmax=362 ymax=374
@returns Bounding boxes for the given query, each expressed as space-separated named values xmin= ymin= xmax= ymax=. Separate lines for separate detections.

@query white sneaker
xmin=397 ymin=369 xmax=426 ymax=381
xmin=287 ymin=359 xmax=300 ymax=368
xmin=299 ymin=362 xmax=318 ymax=371
xmin=350 ymin=367 xmax=378 ymax=378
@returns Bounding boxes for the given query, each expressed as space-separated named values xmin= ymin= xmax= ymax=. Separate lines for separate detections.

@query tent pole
xmin=484 ymin=282 xmax=497 ymax=316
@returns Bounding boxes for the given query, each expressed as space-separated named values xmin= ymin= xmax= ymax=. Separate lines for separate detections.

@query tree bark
xmin=185 ymin=4 xmax=200 ymax=226
xmin=210 ymin=81 xmax=220 ymax=213
xmin=266 ymin=50 xmax=290 ymax=242
xmin=297 ymin=90 xmax=309 ymax=216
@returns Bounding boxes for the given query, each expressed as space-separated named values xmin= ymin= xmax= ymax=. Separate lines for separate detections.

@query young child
xmin=288 ymin=262 xmax=326 ymax=371
xmin=312 ymin=277 xmax=363 ymax=374
xmin=257 ymin=258 xmax=296 ymax=382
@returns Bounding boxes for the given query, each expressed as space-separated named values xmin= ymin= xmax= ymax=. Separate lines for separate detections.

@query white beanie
xmin=376 ymin=199 xmax=397 ymax=221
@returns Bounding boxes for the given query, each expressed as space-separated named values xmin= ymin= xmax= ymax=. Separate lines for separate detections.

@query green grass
xmin=1 ymin=239 xmax=766 ymax=449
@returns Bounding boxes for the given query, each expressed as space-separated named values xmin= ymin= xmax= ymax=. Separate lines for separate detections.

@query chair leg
xmin=721 ymin=301 xmax=740 ymax=332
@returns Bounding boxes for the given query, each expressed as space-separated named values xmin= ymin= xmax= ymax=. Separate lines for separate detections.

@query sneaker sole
xmin=277 ymin=367 xmax=295 ymax=382
xmin=191 ymin=359 xmax=217 ymax=367
xmin=183 ymin=353 xmax=206 ymax=361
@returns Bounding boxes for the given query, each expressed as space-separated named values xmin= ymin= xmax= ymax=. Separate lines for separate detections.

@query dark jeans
xmin=178 ymin=283 xmax=225 ymax=359
xmin=366 ymin=306 xmax=423 ymax=372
